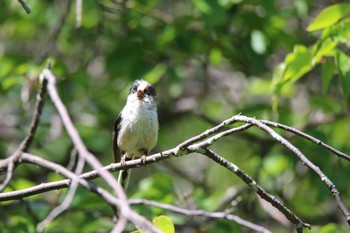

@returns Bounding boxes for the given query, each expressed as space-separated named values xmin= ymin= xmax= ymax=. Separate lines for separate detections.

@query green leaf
xmin=321 ymin=60 xmax=335 ymax=94
xmin=320 ymin=18 xmax=350 ymax=43
xmin=307 ymin=3 xmax=350 ymax=32
xmin=142 ymin=64 xmax=167 ymax=84
xmin=263 ymin=153 xmax=290 ymax=176
xmin=153 ymin=216 xmax=175 ymax=233
xmin=192 ymin=0 xmax=212 ymax=14
xmin=272 ymin=45 xmax=312 ymax=95
xmin=283 ymin=45 xmax=312 ymax=82
xmin=209 ymin=48 xmax=222 ymax=66
xmin=312 ymin=38 xmax=337 ymax=63
xmin=336 ymin=50 xmax=350 ymax=104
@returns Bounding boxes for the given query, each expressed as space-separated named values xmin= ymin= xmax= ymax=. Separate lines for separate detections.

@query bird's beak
xmin=137 ymin=90 xmax=144 ymax=99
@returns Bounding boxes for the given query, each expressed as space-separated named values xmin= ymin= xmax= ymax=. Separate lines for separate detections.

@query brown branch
xmin=235 ymin=115 xmax=350 ymax=225
xmin=4 ymin=152 xmax=159 ymax=232
xmin=129 ymin=198 xmax=272 ymax=233
xmin=37 ymin=154 xmax=85 ymax=232
xmin=260 ymin=120 xmax=350 ymax=162
xmin=40 ymin=69 xmax=161 ymax=233
xmin=177 ymin=113 xmax=243 ymax=149
xmin=19 ymin=153 xmax=119 ymax=207
xmin=0 ymin=78 xmax=47 ymax=192
xmin=0 ymin=149 xmax=179 ymax=201
xmin=192 ymin=148 xmax=310 ymax=231
xmin=18 ymin=0 xmax=31 ymax=13
xmin=1 ymin=111 xmax=349 ymax=231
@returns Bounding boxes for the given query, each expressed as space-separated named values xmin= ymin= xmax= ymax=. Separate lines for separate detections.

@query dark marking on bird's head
xmin=129 ymin=80 xmax=156 ymax=100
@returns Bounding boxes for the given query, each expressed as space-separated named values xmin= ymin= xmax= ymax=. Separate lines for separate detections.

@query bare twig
xmin=234 ymin=115 xmax=350 ymax=225
xmin=192 ymin=148 xmax=310 ymax=231
xmin=177 ymin=113 xmax=242 ymax=149
xmin=18 ymin=0 xmax=31 ymax=13
xmin=37 ymin=154 xmax=85 ymax=232
xmin=40 ymin=69 xmax=161 ymax=233
xmin=22 ymin=78 xmax=48 ymax=152
xmin=14 ymin=153 xmax=158 ymax=232
xmin=129 ymin=198 xmax=272 ymax=233
xmin=19 ymin=153 xmax=119 ymax=207
xmin=0 ymin=78 xmax=47 ymax=192
xmin=0 ymin=148 xmax=179 ymax=201
xmin=260 ymin=120 xmax=350 ymax=162
xmin=1 ymin=111 xmax=349 ymax=231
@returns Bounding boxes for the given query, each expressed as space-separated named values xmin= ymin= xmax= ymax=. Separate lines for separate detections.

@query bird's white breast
xmin=117 ymin=95 xmax=158 ymax=158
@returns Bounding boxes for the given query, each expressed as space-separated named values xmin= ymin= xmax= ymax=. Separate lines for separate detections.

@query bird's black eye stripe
xmin=129 ymin=80 xmax=139 ymax=94
xmin=144 ymin=85 xmax=156 ymax=96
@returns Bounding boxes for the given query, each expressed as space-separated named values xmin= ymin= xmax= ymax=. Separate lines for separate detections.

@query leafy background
xmin=1 ymin=0 xmax=350 ymax=232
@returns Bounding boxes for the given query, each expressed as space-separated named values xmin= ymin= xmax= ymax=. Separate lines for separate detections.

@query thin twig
xmin=22 ymin=78 xmax=48 ymax=152
xmin=236 ymin=115 xmax=350 ymax=225
xmin=177 ymin=114 xmax=241 ymax=150
xmin=129 ymin=198 xmax=272 ymax=233
xmin=0 ymin=149 xmax=178 ymax=201
xmin=40 ymin=69 xmax=161 ymax=233
xmin=37 ymin=154 xmax=85 ymax=232
xmin=20 ymin=153 xmax=119 ymax=207
xmin=0 ymin=78 xmax=47 ymax=192
xmin=18 ymin=0 xmax=31 ymax=13
xmin=189 ymin=123 xmax=252 ymax=149
xmin=1 ymin=112 xmax=348 ymax=231
xmin=193 ymin=148 xmax=310 ymax=230
xmin=9 ymin=152 xmax=154 ymax=232
xmin=260 ymin=120 xmax=350 ymax=162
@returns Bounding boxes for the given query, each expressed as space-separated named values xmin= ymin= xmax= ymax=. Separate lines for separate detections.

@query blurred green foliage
xmin=1 ymin=0 xmax=350 ymax=232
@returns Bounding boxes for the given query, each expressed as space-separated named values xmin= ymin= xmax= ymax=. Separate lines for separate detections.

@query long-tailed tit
xmin=112 ymin=80 xmax=159 ymax=188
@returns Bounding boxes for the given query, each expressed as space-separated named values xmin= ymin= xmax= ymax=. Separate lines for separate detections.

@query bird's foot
xmin=141 ymin=155 xmax=147 ymax=164
xmin=120 ymin=158 xmax=127 ymax=168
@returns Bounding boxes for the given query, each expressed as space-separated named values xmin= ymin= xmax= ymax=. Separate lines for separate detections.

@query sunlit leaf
xmin=307 ymin=3 xmax=350 ymax=31
xmin=142 ymin=63 xmax=167 ymax=84
xmin=321 ymin=60 xmax=335 ymax=94
xmin=336 ymin=50 xmax=350 ymax=104
xmin=263 ymin=153 xmax=290 ymax=176
xmin=272 ymin=45 xmax=312 ymax=95
xmin=192 ymin=0 xmax=212 ymax=14
xmin=209 ymin=48 xmax=222 ymax=66
xmin=153 ymin=215 xmax=175 ymax=233
xmin=312 ymin=38 xmax=336 ymax=64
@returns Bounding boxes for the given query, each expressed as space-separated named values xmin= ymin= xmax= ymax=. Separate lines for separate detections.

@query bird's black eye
xmin=129 ymin=81 xmax=139 ymax=94
xmin=144 ymin=85 xmax=156 ymax=97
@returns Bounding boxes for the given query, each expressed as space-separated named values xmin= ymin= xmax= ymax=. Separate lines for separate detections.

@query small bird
xmin=112 ymin=80 xmax=159 ymax=188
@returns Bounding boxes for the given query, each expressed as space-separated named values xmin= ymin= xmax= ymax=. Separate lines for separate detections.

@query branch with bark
xmin=1 ymin=69 xmax=350 ymax=232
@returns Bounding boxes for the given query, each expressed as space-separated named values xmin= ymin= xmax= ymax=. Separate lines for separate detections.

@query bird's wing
xmin=112 ymin=113 xmax=122 ymax=163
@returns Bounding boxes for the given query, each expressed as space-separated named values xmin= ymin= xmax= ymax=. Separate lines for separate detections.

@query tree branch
xmin=234 ymin=115 xmax=350 ymax=225
xmin=194 ymin=148 xmax=310 ymax=231
xmin=36 ymin=153 xmax=85 ymax=233
xmin=1 ymin=96 xmax=349 ymax=231
xmin=17 ymin=0 xmax=31 ymax=14
xmin=129 ymin=198 xmax=272 ymax=233
xmin=260 ymin=120 xmax=350 ymax=161
xmin=0 ymin=78 xmax=47 ymax=192
xmin=39 ymin=69 xmax=161 ymax=233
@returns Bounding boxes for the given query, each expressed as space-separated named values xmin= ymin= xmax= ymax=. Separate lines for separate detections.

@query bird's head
xmin=128 ymin=80 xmax=157 ymax=104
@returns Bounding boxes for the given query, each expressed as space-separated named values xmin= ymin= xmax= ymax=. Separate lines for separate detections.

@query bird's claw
xmin=141 ymin=155 xmax=147 ymax=164
xmin=120 ymin=158 xmax=127 ymax=168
